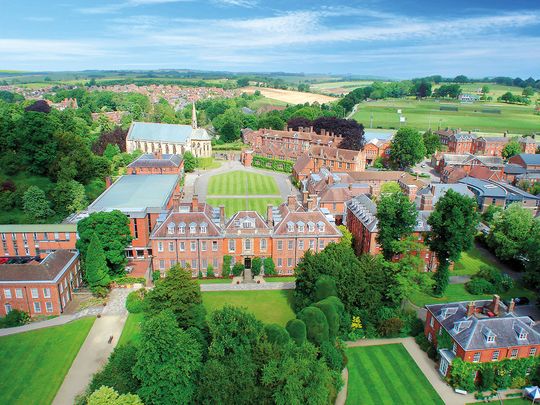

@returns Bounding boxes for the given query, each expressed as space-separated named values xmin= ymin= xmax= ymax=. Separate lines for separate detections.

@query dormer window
xmin=287 ymin=222 xmax=294 ymax=233
xmin=167 ymin=223 xmax=175 ymax=235
xmin=483 ymin=327 xmax=496 ymax=343
xmin=317 ymin=221 xmax=325 ymax=232
xmin=189 ymin=222 xmax=196 ymax=233
xmin=307 ymin=222 xmax=315 ymax=232
xmin=200 ymin=224 xmax=207 ymax=234
xmin=242 ymin=219 xmax=254 ymax=229
xmin=179 ymin=224 xmax=185 ymax=234
xmin=515 ymin=324 xmax=528 ymax=340
xmin=297 ymin=222 xmax=305 ymax=233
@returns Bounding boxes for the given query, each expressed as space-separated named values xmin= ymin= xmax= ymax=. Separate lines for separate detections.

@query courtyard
xmin=187 ymin=161 xmax=297 ymax=217
xmin=346 ymin=343 xmax=444 ymax=405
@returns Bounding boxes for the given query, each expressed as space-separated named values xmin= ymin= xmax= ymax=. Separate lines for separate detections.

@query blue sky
xmin=1 ymin=0 xmax=540 ymax=78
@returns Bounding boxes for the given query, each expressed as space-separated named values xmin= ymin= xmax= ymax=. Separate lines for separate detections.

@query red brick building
xmin=0 ymin=250 xmax=82 ymax=317
xmin=425 ymin=296 xmax=540 ymax=377
xmin=292 ymin=146 xmax=365 ymax=181
xmin=448 ymin=133 xmax=477 ymax=154
xmin=149 ymin=195 xmax=342 ymax=276
xmin=363 ymin=139 xmax=391 ymax=165
xmin=127 ymin=151 xmax=184 ymax=175
xmin=0 ymin=224 xmax=77 ymax=259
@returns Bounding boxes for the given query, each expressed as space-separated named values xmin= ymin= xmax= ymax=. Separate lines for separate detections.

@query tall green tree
xmin=76 ymin=211 xmax=131 ymax=275
xmin=487 ymin=203 xmax=535 ymax=261
xmin=422 ymin=129 xmax=442 ymax=156
xmin=389 ymin=127 xmax=426 ymax=169
xmin=502 ymin=139 xmax=521 ymax=159
xmin=261 ymin=342 xmax=333 ymax=405
xmin=143 ymin=265 xmax=206 ymax=330
xmin=52 ymin=180 xmax=87 ymax=215
xmin=134 ymin=310 xmax=203 ymax=405
xmin=89 ymin=343 xmax=140 ymax=395
xmin=22 ymin=186 xmax=55 ymax=221
xmin=427 ymin=190 xmax=479 ymax=295
xmin=183 ymin=151 xmax=197 ymax=172
xmin=85 ymin=233 xmax=111 ymax=289
xmin=376 ymin=192 xmax=418 ymax=260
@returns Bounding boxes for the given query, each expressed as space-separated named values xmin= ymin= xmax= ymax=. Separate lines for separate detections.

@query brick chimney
xmin=267 ymin=204 xmax=273 ymax=226
xmin=307 ymin=194 xmax=317 ymax=211
xmin=508 ymin=298 xmax=516 ymax=313
xmin=154 ymin=149 xmax=162 ymax=159
xmin=105 ymin=176 xmax=113 ymax=189
xmin=172 ymin=194 xmax=180 ymax=211
xmin=466 ymin=302 xmax=476 ymax=318
xmin=219 ymin=205 xmax=225 ymax=226
xmin=287 ymin=195 xmax=297 ymax=210
xmin=299 ymin=126 xmax=303 ymax=132
xmin=191 ymin=195 xmax=199 ymax=212
xmin=321 ymin=128 xmax=326 ymax=136
xmin=491 ymin=295 xmax=501 ymax=315
xmin=420 ymin=193 xmax=433 ymax=211
xmin=310 ymin=126 xmax=314 ymax=133
xmin=326 ymin=175 xmax=334 ymax=185
xmin=302 ymin=190 xmax=309 ymax=205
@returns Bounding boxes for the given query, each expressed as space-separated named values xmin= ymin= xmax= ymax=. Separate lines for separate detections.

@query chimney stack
xmin=491 ymin=294 xmax=501 ymax=315
xmin=299 ymin=126 xmax=303 ymax=132
xmin=420 ymin=193 xmax=433 ymax=211
xmin=302 ymin=190 xmax=309 ymax=205
xmin=267 ymin=204 xmax=273 ymax=227
xmin=307 ymin=194 xmax=317 ymax=211
xmin=321 ymin=128 xmax=326 ymax=136
xmin=310 ymin=126 xmax=314 ymax=133
xmin=508 ymin=298 xmax=515 ymax=313
xmin=105 ymin=176 xmax=113 ymax=189
xmin=191 ymin=195 xmax=199 ymax=212
xmin=287 ymin=195 xmax=297 ymax=210
xmin=466 ymin=302 xmax=476 ymax=318
xmin=219 ymin=205 xmax=225 ymax=226
xmin=172 ymin=194 xmax=180 ymax=211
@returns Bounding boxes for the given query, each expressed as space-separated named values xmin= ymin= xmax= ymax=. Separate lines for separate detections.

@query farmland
xmin=243 ymin=86 xmax=337 ymax=104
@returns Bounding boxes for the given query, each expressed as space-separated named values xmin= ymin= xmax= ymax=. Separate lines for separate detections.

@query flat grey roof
xmin=88 ymin=175 xmax=178 ymax=214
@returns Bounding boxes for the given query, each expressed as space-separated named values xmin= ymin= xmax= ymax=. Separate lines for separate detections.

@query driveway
xmin=413 ymin=159 xmax=441 ymax=183
xmin=52 ymin=288 xmax=136 ymax=405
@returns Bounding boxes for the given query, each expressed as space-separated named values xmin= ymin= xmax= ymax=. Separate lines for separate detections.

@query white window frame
xmin=31 ymin=288 xmax=38 ymax=299
xmin=179 ymin=242 xmax=185 ymax=251
xmin=530 ymin=348 xmax=537 ymax=357
xmin=190 ymin=241 xmax=197 ymax=252
xmin=511 ymin=348 xmax=519 ymax=359
xmin=15 ymin=288 xmax=23 ymax=299
xmin=228 ymin=240 xmax=235 ymax=252
xmin=43 ymin=288 xmax=51 ymax=298
xmin=492 ymin=351 xmax=499 ymax=361
xmin=473 ymin=352 xmax=481 ymax=362
xmin=33 ymin=302 xmax=41 ymax=313
xmin=46 ymin=301 xmax=53 ymax=313
xmin=260 ymin=239 xmax=267 ymax=251
xmin=157 ymin=242 xmax=164 ymax=252
xmin=201 ymin=241 xmax=207 ymax=251
xmin=288 ymin=240 xmax=293 ymax=250
xmin=4 ymin=289 xmax=12 ymax=299
xmin=168 ymin=242 xmax=175 ymax=252
xmin=277 ymin=240 xmax=283 ymax=251
xmin=212 ymin=241 xmax=218 ymax=251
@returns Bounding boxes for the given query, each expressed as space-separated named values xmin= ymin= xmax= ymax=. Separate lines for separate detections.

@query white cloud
xmin=79 ymin=0 xmax=191 ymax=14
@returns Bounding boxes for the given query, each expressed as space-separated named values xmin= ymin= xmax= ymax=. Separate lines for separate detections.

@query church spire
xmin=191 ymin=102 xmax=197 ymax=129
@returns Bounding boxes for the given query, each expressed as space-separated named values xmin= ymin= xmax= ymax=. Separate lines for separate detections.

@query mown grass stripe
xmin=345 ymin=351 xmax=372 ymax=405
xmin=347 ymin=348 xmax=390 ymax=405
xmin=368 ymin=345 xmax=417 ymax=405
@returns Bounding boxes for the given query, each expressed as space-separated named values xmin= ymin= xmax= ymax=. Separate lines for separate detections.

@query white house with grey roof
xmin=126 ymin=104 xmax=212 ymax=158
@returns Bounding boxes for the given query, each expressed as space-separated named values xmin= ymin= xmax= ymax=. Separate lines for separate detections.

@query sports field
xmin=207 ymin=170 xmax=279 ymax=196
xmin=206 ymin=197 xmax=282 ymax=216
xmin=0 ymin=317 xmax=95 ymax=405
xmin=346 ymin=344 xmax=444 ymax=405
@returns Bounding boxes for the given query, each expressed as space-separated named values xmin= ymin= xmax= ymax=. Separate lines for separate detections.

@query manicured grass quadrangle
xmin=207 ymin=170 xmax=279 ymax=196
xmin=0 ymin=317 xmax=95 ymax=405
xmin=206 ymin=197 xmax=283 ymax=216
xmin=346 ymin=344 xmax=444 ymax=405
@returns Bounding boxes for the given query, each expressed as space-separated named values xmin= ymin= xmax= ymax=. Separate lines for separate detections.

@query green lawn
xmin=409 ymin=283 xmax=535 ymax=307
xmin=352 ymin=98 xmax=540 ymax=134
xmin=197 ymin=157 xmax=221 ymax=170
xmin=452 ymin=245 xmax=504 ymax=276
xmin=206 ymin=197 xmax=283 ymax=216
xmin=264 ymin=276 xmax=296 ymax=282
xmin=346 ymin=344 xmax=444 ymax=405
xmin=118 ymin=313 xmax=144 ymax=347
xmin=202 ymin=290 xmax=295 ymax=326
xmin=197 ymin=278 xmax=233 ymax=284
xmin=0 ymin=317 xmax=95 ymax=405
xmin=207 ymin=170 xmax=279 ymax=196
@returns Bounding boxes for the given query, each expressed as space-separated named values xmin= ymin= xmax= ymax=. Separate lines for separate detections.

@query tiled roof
xmin=308 ymin=145 xmax=362 ymax=162
xmin=293 ymin=152 xmax=314 ymax=173
xmin=127 ymin=122 xmax=194 ymax=143
xmin=519 ymin=154 xmax=540 ymax=166
xmin=224 ymin=211 xmax=271 ymax=235
xmin=128 ymin=153 xmax=183 ymax=168
xmin=273 ymin=202 xmax=341 ymax=237
xmin=0 ymin=250 xmax=78 ymax=282
xmin=426 ymin=300 xmax=540 ymax=351
xmin=152 ymin=208 xmax=222 ymax=238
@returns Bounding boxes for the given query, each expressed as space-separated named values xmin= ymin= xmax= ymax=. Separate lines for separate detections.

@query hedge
xmin=252 ymin=155 xmax=294 ymax=173
xmin=114 ymin=276 xmax=146 ymax=285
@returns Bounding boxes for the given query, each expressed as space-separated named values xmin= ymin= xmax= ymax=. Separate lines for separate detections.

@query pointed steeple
xmin=191 ymin=102 xmax=197 ymax=129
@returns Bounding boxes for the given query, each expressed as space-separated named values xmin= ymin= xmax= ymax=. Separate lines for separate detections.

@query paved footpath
xmin=53 ymin=288 xmax=136 ymax=405
xmin=200 ymin=281 xmax=295 ymax=291
xmin=344 ymin=337 xmax=478 ymax=405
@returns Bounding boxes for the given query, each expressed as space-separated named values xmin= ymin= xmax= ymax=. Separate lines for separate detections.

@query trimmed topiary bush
xmin=231 ymin=263 xmax=245 ymax=277
xmin=286 ymin=319 xmax=307 ymax=345
xmin=264 ymin=323 xmax=290 ymax=345
xmin=297 ymin=306 xmax=329 ymax=346
xmin=466 ymin=278 xmax=494 ymax=295
xmin=263 ymin=257 xmax=276 ymax=276
xmin=251 ymin=257 xmax=262 ymax=276
xmin=0 ymin=309 xmax=30 ymax=328
xmin=314 ymin=298 xmax=340 ymax=339
xmin=314 ymin=276 xmax=337 ymax=301
xmin=206 ymin=264 xmax=215 ymax=278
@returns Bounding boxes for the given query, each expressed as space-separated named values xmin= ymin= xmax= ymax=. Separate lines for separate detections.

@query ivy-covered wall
xmin=449 ymin=356 xmax=540 ymax=392
xmin=252 ymin=155 xmax=294 ymax=173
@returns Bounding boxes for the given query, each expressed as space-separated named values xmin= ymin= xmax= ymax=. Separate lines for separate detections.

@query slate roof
xmin=417 ymin=183 xmax=475 ymax=205
xmin=88 ymin=175 xmax=178 ymax=216
xmin=224 ymin=211 xmax=271 ymax=235
xmin=273 ymin=200 xmax=341 ymax=237
xmin=504 ymin=164 xmax=527 ymax=175
xmin=426 ymin=300 xmax=540 ymax=351
xmin=519 ymin=154 xmax=540 ymax=166
xmin=127 ymin=122 xmax=194 ymax=143
xmin=151 ymin=207 xmax=222 ymax=238
xmin=0 ymin=250 xmax=78 ymax=282
xmin=127 ymin=153 xmax=183 ymax=168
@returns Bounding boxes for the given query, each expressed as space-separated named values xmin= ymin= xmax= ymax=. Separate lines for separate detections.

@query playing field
xmin=346 ymin=344 xmax=444 ymax=405
xmin=352 ymin=99 xmax=540 ymax=134
xmin=0 ymin=317 xmax=95 ymax=405
xmin=206 ymin=197 xmax=283 ymax=216
xmin=207 ymin=170 xmax=279 ymax=196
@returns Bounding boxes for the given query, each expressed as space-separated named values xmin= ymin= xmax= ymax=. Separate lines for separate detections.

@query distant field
xmin=248 ymin=96 xmax=289 ymax=109
xmin=353 ymin=99 xmax=540 ymax=134
xmin=346 ymin=344 xmax=444 ymax=405
xmin=244 ymin=86 xmax=337 ymax=104
xmin=311 ymin=80 xmax=375 ymax=95
xmin=207 ymin=170 xmax=279 ymax=196
xmin=206 ymin=197 xmax=283 ymax=216
xmin=0 ymin=318 xmax=95 ymax=405
xmin=435 ymin=82 xmax=537 ymax=99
